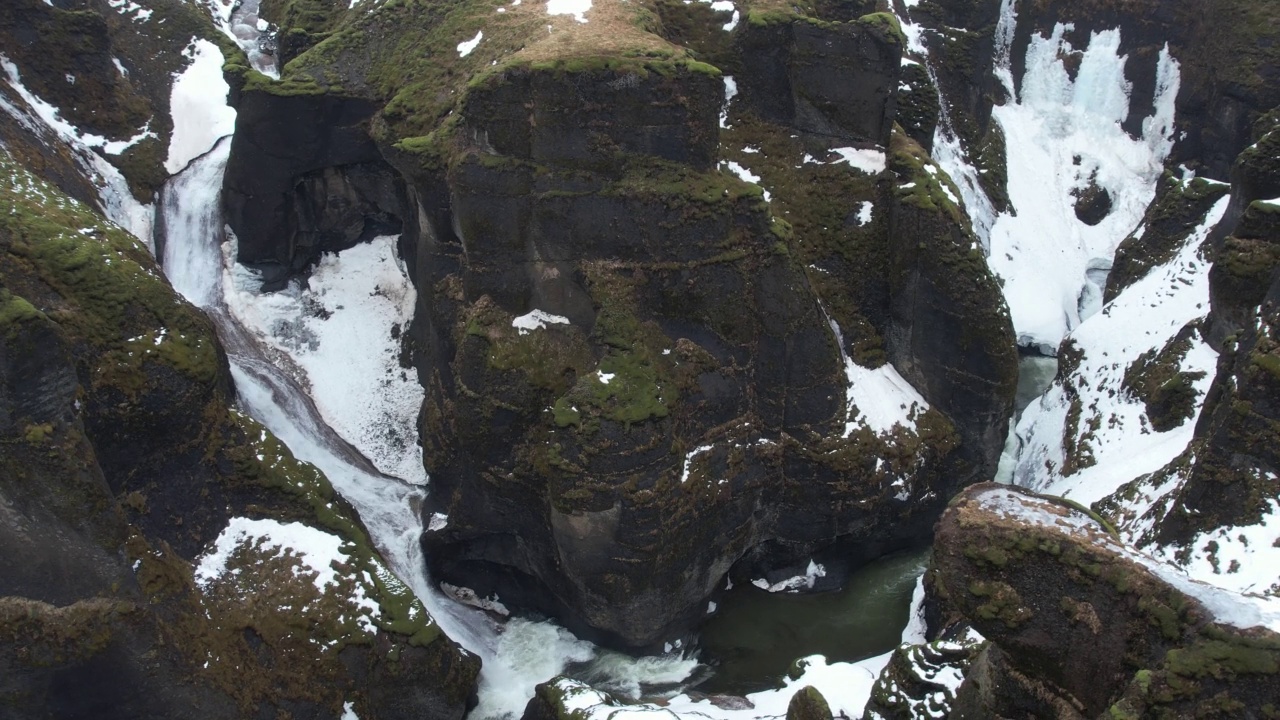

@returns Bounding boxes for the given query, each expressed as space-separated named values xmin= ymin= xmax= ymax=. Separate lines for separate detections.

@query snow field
xmin=1015 ymin=195 xmax=1227 ymax=505
xmin=194 ymin=516 xmax=384 ymax=634
xmin=225 ymin=236 xmax=428 ymax=486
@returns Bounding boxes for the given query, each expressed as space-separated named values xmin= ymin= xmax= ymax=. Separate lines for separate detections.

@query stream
xmin=148 ymin=2 xmax=950 ymax=717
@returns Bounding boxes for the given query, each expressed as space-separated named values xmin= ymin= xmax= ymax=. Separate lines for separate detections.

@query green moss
xmin=967 ymin=580 xmax=1033 ymax=628
xmin=1044 ymin=494 xmax=1121 ymax=538
xmin=240 ymin=69 xmax=334 ymax=96
xmin=856 ymin=11 xmax=905 ymax=46
xmin=1165 ymin=639 xmax=1279 ymax=679
xmin=0 ymin=289 xmax=43 ymax=337
xmin=23 ymin=422 xmax=54 ymax=444
xmin=0 ymin=152 xmax=219 ymax=395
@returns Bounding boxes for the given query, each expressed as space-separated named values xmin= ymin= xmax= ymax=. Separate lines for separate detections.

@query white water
xmin=911 ymin=0 xmax=1180 ymax=354
xmin=150 ymin=8 xmax=705 ymax=716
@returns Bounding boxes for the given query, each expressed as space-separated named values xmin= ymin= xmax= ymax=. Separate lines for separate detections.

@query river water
xmin=697 ymin=549 xmax=930 ymax=695
xmin=145 ymin=4 xmax=953 ymax=717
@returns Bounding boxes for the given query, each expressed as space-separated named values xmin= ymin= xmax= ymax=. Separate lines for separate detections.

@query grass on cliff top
xmin=265 ymin=0 xmax=695 ymax=139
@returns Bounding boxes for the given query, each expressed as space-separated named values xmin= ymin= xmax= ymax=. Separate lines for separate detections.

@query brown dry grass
xmin=509 ymin=0 xmax=687 ymax=63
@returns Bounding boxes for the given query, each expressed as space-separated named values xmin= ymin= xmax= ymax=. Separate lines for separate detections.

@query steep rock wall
xmin=219 ymin=0 xmax=1018 ymax=650
xmin=0 ymin=150 xmax=479 ymax=719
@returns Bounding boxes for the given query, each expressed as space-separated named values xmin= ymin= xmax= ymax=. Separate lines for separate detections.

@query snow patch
xmin=845 ymin=362 xmax=930 ymax=436
xmin=194 ymin=516 xmax=382 ymax=633
xmin=856 ymin=201 xmax=874 ymax=226
xmin=751 ymin=560 xmax=827 ymax=593
xmin=512 ymin=309 xmax=571 ymax=334
xmin=194 ymin=517 xmax=348 ymax=594
xmin=722 ymin=160 xmax=770 ymax=201
xmin=166 ymin=39 xmax=237 ymax=174
xmin=720 ymin=76 xmax=737 ymax=128
xmin=679 ymin=444 xmax=714 ymax=483
xmin=546 ymin=0 xmax=591 ymax=22
xmin=830 ymin=147 xmax=887 ymax=174
xmin=457 ymin=30 xmax=483 ymax=56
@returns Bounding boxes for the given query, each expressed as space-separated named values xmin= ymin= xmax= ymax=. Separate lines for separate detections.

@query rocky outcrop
xmin=212 ymin=0 xmax=1019 ymax=650
xmin=223 ymin=87 xmax=407 ymax=283
xmin=861 ymin=623 xmax=984 ymax=720
xmin=0 ymin=152 xmax=478 ymax=719
xmin=885 ymin=132 xmax=1018 ymax=493
xmin=786 ymin=685 xmax=832 ymax=720
xmin=933 ymin=484 xmax=1280 ymax=719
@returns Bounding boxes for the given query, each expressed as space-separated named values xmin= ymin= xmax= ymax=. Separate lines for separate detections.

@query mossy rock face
xmin=904 ymin=0 xmax=1009 ymax=210
xmin=786 ymin=685 xmax=832 ymax=720
xmin=459 ymin=61 xmax=723 ymax=172
xmin=1209 ymin=220 xmax=1280 ymax=339
xmin=895 ymin=61 xmax=941 ymax=150
xmin=884 ymin=130 xmax=1018 ymax=495
xmin=933 ymin=484 xmax=1280 ymax=719
xmin=0 ymin=149 xmax=479 ymax=718
xmin=414 ymin=93 xmax=1014 ymax=648
xmin=734 ymin=9 xmax=903 ymax=146
xmin=1108 ymin=174 xmax=1231 ymax=303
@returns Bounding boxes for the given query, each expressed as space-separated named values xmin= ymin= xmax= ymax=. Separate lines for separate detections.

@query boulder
xmin=934 ymin=484 xmax=1280 ymax=718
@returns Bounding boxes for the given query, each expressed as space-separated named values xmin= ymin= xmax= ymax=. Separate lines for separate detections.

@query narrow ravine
xmin=146 ymin=4 xmax=946 ymax=717
xmin=157 ymin=138 xmax=497 ymax=655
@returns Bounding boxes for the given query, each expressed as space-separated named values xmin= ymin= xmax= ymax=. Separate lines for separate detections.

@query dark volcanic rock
xmin=0 ymin=152 xmax=478 ymax=719
xmin=223 ymin=87 xmax=408 ymax=277
xmin=786 ymin=685 xmax=832 ymax=720
xmin=934 ymin=484 xmax=1280 ymax=719
xmin=736 ymin=13 xmax=904 ymax=146
xmin=885 ymin=132 xmax=1019 ymax=499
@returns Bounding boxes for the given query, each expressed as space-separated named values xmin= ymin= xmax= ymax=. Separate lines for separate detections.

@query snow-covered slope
xmin=920 ymin=0 xmax=1179 ymax=355
xmin=225 ymin=236 xmax=428 ymax=486
xmin=1014 ymin=192 xmax=1226 ymax=502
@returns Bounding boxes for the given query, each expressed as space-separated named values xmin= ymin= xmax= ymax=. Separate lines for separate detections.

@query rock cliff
xmin=0 ymin=1 xmax=481 ymax=714
xmin=214 ymin=0 xmax=1018 ymax=649
xmin=933 ymin=485 xmax=1280 ymax=719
